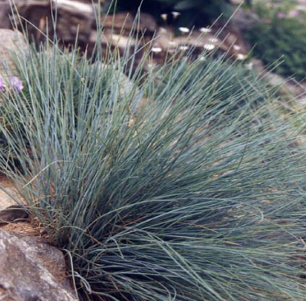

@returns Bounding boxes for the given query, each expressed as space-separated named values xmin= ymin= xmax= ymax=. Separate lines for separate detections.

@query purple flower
xmin=288 ymin=10 xmax=299 ymax=18
xmin=0 ymin=76 xmax=5 ymax=92
xmin=277 ymin=12 xmax=286 ymax=18
xmin=9 ymin=76 xmax=23 ymax=93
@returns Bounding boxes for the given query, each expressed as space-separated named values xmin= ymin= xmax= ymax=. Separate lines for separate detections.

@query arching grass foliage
xmin=1 ymin=15 xmax=306 ymax=301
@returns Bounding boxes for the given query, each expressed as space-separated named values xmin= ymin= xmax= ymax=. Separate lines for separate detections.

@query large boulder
xmin=230 ymin=7 xmax=260 ymax=31
xmin=0 ymin=175 xmax=20 ymax=210
xmin=0 ymin=28 xmax=28 ymax=75
xmin=0 ymin=229 xmax=77 ymax=301
xmin=0 ymin=1 xmax=11 ymax=28
xmin=100 ymin=12 xmax=157 ymax=34
xmin=16 ymin=0 xmax=95 ymax=45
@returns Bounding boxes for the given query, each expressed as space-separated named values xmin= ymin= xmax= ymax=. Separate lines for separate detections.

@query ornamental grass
xmin=1 ymin=6 xmax=306 ymax=301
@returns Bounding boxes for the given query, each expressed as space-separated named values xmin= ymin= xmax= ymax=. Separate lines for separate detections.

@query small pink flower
xmin=9 ymin=76 xmax=23 ymax=93
xmin=277 ymin=13 xmax=286 ymax=18
xmin=288 ymin=10 xmax=299 ymax=18
xmin=0 ymin=76 xmax=5 ymax=92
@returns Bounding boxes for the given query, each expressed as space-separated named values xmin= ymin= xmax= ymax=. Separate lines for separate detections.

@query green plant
xmin=249 ymin=0 xmax=298 ymax=19
xmin=155 ymin=55 xmax=273 ymax=109
xmin=244 ymin=6 xmax=306 ymax=81
xmin=104 ymin=0 xmax=232 ymax=28
xmin=2 ymin=11 xmax=306 ymax=301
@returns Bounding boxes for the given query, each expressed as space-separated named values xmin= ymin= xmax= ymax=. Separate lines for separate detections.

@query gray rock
xmin=100 ymin=12 xmax=157 ymax=34
xmin=15 ymin=0 xmax=95 ymax=45
xmin=230 ymin=8 xmax=260 ymax=31
xmin=0 ymin=229 xmax=78 ymax=301
xmin=252 ymin=58 xmax=306 ymax=98
xmin=91 ymin=62 xmax=143 ymax=113
xmin=0 ymin=1 xmax=11 ymax=29
xmin=0 ymin=28 xmax=28 ymax=76
xmin=0 ymin=205 xmax=29 ymax=225
xmin=0 ymin=175 xmax=20 ymax=210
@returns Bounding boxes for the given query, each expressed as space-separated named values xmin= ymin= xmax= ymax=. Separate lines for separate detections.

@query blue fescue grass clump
xmin=2 ymin=21 xmax=306 ymax=301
